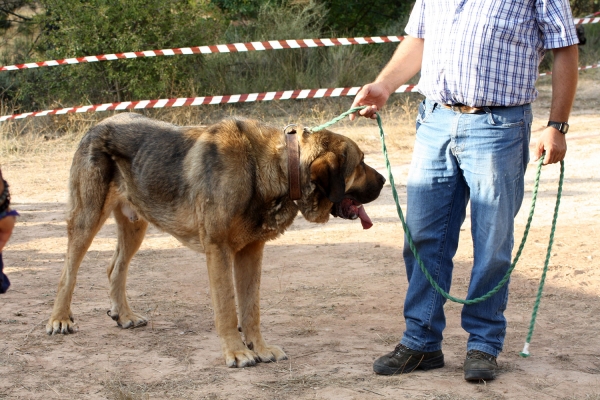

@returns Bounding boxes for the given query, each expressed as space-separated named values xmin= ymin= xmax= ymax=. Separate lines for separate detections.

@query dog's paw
xmin=224 ymin=348 xmax=260 ymax=368
xmin=253 ymin=344 xmax=287 ymax=363
xmin=46 ymin=314 xmax=77 ymax=335
xmin=107 ymin=309 xmax=148 ymax=329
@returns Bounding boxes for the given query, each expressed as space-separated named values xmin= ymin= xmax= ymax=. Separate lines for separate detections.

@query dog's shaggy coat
xmin=47 ymin=113 xmax=385 ymax=367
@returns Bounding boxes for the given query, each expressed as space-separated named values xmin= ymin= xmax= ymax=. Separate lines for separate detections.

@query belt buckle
xmin=454 ymin=104 xmax=481 ymax=114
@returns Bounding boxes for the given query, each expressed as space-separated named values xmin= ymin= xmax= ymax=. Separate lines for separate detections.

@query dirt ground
xmin=1 ymin=74 xmax=599 ymax=400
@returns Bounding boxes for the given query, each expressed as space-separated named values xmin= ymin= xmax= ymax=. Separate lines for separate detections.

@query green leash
xmin=312 ymin=106 xmax=564 ymax=357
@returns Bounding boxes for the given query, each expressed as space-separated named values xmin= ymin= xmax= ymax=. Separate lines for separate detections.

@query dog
xmin=46 ymin=113 xmax=385 ymax=367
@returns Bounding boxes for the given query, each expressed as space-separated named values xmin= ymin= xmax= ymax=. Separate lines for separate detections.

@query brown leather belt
xmin=439 ymin=103 xmax=484 ymax=114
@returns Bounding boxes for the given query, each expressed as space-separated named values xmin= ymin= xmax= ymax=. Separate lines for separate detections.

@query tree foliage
xmin=570 ymin=0 xmax=600 ymax=16
xmin=210 ymin=0 xmax=275 ymax=20
xmin=17 ymin=0 xmax=226 ymax=107
xmin=0 ymin=0 xmax=597 ymax=114
xmin=210 ymin=0 xmax=412 ymax=35
xmin=3 ymin=0 xmax=403 ymax=111
xmin=0 ymin=0 xmax=33 ymax=29
xmin=318 ymin=0 xmax=413 ymax=36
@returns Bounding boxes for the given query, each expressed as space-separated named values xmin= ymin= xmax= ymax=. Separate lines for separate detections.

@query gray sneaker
xmin=464 ymin=350 xmax=498 ymax=381
xmin=373 ymin=344 xmax=444 ymax=375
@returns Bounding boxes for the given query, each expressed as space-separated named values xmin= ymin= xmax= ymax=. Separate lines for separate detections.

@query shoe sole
xmin=373 ymin=354 xmax=445 ymax=375
xmin=464 ymin=369 xmax=496 ymax=381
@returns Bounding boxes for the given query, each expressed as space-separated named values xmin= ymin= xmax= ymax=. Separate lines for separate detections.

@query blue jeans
xmin=400 ymin=99 xmax=532 ymax=357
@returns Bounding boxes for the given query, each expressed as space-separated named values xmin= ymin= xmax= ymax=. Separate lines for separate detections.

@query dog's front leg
xmin=206 ymin=242 xmax=258 ymax=368
xmin=234 ymin=241 xmax=287 ymax=363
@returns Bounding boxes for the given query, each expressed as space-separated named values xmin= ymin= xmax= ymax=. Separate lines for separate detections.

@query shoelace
xmin=393 ymin=344 xmax=411 ymax=355
xmin=467 ymin=350 xmax=496 ymax=362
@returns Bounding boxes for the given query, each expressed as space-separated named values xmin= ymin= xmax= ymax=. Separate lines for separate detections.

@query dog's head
xmin=298 ymin=129 xmax=385 ymax=228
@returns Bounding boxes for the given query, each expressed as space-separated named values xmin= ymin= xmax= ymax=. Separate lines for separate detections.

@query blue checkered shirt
xmin=406 ymin=0 xmax=579 ymax=107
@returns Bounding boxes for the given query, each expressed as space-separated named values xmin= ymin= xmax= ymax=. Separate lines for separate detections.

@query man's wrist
xmin=547 ymin=121 xmax=569 ymax=134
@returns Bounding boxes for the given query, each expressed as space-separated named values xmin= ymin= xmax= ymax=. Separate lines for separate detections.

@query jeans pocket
xmin=485 ymin=106 xmax=525 ymax=128
xmin=416 ymin=100 xmax=431 ymax=128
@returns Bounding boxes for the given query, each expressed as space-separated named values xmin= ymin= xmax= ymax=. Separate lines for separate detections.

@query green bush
xmin=203 ymin=2 xmax=397 ymax=94
xmin=578 ymin=23 xmax=600 ymax=66
xmin=14 ymin=0 xmax=227 ymax=108
xmin=1 ymin=0 xmax=402 ymax=113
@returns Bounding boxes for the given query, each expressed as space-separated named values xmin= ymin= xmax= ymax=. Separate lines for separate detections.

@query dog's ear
xmin=310 ymin=152 xmax=346 ymax=203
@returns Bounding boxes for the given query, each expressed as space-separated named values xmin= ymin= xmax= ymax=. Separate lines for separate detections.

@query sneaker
xmin=464 ymin=350 xmax=498 ymax=381
xmin=373 ymin=343 xmax=444 ymax=375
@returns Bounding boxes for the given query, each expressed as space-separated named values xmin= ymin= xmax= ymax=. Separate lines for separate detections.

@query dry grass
xmin=0 ymin=96 xmax=420 ymax=160
xmin=373 ymin=333 xmax=401 ymax=347
xmin=290 ymin=319 xmax=317 ymax=336
xmin=103 ymin=370 xmax=227 ymax=400
xmin=1 ymin=108 xmax=600 ymax=399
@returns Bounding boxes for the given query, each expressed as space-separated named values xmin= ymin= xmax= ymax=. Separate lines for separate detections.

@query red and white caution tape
xmin=538 ymin=63 xmax=599 ymax=77
xmin=0 ymin=36 xmax=403 ymax=72
xmin=3 ymin=14 xmax=599 ymax=73
xmin=574 ymin=17 xmax=600 ymax=24
xmin=0 ymin=16 xmax=597 ymax=73
xmin=0 ymin=85 xmax=418 ymax=122
xmin=2 ymin=61 xmax=598 ymax=122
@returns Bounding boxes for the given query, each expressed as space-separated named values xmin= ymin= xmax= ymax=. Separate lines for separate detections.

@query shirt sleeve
xmin=405 ymin=0 xmax=426 ymax=38
xmin=536 ymin=0 xmax=579 ymax=49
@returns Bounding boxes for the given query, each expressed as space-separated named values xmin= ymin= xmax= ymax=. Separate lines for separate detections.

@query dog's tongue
xmin=336 ymin=198 xmax=374 ymax=229
xmin=357 ymin=205 xmax=373 ymax=229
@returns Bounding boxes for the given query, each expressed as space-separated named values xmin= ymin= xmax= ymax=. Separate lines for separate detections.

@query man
xmin=351 ymin=0 xmax=579 ymax=381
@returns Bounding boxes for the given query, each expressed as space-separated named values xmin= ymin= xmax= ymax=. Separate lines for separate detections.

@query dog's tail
xmin=66 ymin=122 xmax=117 ymax=223
xmin=91 ymin=113 xmax=149 ymax=161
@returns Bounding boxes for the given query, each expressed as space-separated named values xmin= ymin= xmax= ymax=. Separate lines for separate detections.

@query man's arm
xmin=534 ymin=44 xmax=578 ymax=165
xmin=350 ymin=36 xmax=424 ymax=120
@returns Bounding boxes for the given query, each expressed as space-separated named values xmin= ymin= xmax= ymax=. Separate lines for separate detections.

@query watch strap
xmin=547 ymin=121 xmax=569 ymax=134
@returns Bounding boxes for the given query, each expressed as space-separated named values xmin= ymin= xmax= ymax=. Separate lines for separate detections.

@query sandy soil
xmin=1 ymin=76 xmax=599 ymax=399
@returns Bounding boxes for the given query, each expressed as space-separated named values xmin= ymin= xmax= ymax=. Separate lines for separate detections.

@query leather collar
xmin=284 ymin=125 xmax=301 ymax=200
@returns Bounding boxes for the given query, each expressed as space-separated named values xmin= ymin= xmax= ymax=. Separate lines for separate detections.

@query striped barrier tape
xmin=574 ymin=16 xmax=600 ymax=24
xmin=0 ymin=85 xmax=418 ymax=122
xmin=0 ymin=36 xmax=403 ymax=72
xmin=0 ymin=15 xmax=598 ymax=73
xmin=1 ymin=62 xmax=598 ymax=122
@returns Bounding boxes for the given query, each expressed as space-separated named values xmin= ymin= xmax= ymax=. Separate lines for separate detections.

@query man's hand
xmin=535 ymin=44 xmax=578 ymax=165
xmin=0 ymin=214 xmax=15 ymax=252
xmin=349 ymin=83 xmax=391 ymax=121
xmin=534 ymin=127 xmax=567 ymax=165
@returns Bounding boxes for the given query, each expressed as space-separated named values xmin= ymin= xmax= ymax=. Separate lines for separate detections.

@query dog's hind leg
xmin=47 ymin=171 xmax=116 ymax=335
xmin=106 ymin=203 xmax=148 ymax=329
xmin=234 ymin=241 xmax=287 ymax=363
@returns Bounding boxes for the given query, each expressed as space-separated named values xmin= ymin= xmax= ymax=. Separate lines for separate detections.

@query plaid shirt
xmin=406 ymin=0 xmax=579 ymax=107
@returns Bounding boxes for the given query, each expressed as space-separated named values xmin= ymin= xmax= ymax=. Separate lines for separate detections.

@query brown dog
xmin=46 ymin=113 xmax=385 ymax=367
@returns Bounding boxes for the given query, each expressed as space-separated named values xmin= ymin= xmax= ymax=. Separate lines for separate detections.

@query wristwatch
xmin=547 ymin=121 xmax=569 ymax=134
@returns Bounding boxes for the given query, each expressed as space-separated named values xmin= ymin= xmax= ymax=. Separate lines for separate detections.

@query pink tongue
xmin=357 ymin=205 xmax=373 ymax=229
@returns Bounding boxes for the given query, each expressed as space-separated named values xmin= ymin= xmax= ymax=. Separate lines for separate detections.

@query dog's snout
xmin=377 ymin=171 xmax=386 ymax=186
